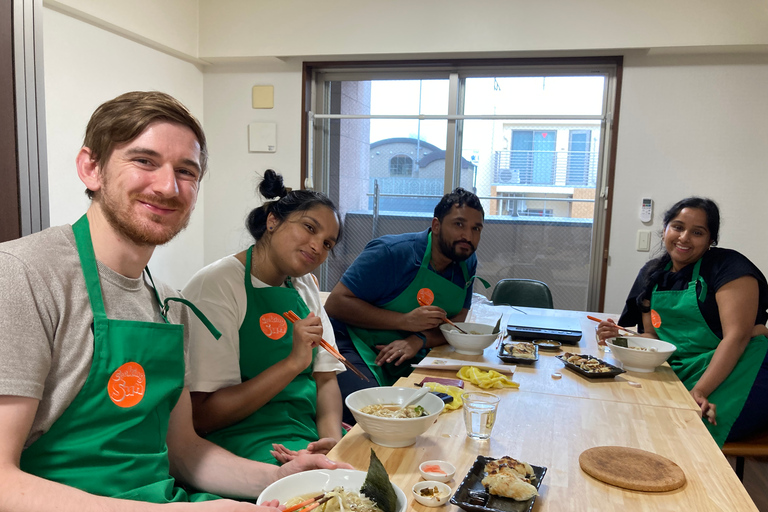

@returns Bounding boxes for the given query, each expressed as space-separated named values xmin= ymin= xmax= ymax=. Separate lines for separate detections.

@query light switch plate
xmin=248 ymin=122 xmax=276 ymax=153
xmin=637 ymin=230 xmax=651 ymax=252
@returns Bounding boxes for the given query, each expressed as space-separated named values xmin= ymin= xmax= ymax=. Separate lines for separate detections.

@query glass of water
xmin=461 ymin=392 xmax=500 ymax=440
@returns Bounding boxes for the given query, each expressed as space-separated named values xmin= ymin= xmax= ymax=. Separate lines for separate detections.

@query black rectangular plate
xmin=497 ymin=342 xmax=538 ymax=364
xmin=451 ymin=455 xmax=547 ymax=512
xmin=555 ymin=353 xmax=625 ymax=379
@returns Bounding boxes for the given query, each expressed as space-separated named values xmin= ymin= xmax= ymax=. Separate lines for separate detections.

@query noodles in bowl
xmin=360 ymin=404 xmax=428 ymax=418
xmin=346 ymin=387 xmax=445 ymax=447
xmin=285 ymin=487 xmax=382 ymax=512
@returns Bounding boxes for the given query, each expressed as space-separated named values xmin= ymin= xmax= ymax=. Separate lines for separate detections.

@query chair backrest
xmin=491 ymin=278 xmax=554 ymax=309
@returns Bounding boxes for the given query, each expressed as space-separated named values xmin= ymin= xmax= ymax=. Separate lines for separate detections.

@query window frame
xmin=301 ymin=57 xmax=623 ymax=311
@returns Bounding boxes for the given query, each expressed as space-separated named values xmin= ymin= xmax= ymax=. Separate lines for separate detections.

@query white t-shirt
xmin=182 ymin=255 xmax=344 ymax=393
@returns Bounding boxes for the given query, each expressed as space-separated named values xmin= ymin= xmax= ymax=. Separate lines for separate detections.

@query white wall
xmin=198 ymin=0 xmax=768 ymax=59
xmin=44 ymin=0 xmax=200 ymax=59
xmin=43 ymin=8 xmax=206 ymax=290
xmin=201 ymin=62 xmax=305 ymax=261
xmin=604 ymin=52 xmax=768 ymax=311
xmin=40 ymin=2 xmax=768 ymax=306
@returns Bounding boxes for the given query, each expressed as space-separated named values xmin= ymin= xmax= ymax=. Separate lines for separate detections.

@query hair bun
xmin=259 ymin=169 xmax=288 ymax=200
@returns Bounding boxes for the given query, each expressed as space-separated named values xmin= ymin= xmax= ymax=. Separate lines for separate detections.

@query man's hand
xmin=375 ymin=336 xmax=423 ymax=366
xmin=402 ymin=306 xmax=446 ymax=332
xmin=269 ymin=438 xmax=338 ymax=464
xmin=275 ymin=453 xmax=353 ymax=481
xmin=187 ymin=499 xmax=281 ymax=511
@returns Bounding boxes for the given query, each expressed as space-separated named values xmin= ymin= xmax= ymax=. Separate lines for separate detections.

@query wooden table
xmin=426 ymin=306 xmax=700 ymax=412
xmin=328 ymin=305 xmax=758 ymax=511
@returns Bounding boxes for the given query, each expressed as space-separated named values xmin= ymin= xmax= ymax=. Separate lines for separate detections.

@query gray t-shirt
xmin=0 ymin=225 xmax=191 ymax=447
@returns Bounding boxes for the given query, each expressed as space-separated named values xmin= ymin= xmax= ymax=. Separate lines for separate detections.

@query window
xmin=567 ymin=130 xmax=592 ymax=186
xmin=389 ymin=155 xmax=413 ymax=176
xmin=305 ymin=58 xmax=620 ymax=310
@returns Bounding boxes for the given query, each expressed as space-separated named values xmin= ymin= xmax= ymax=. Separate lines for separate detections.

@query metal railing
xmin=493 ymin=149 xmax=598 ymax=187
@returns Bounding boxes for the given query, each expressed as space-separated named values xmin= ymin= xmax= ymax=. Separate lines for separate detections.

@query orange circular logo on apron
xmin=260 ymin=313 xmax=288 ymax=340
xmin=651 ymin=309 xmax=662 ymax=329
xmin=108 ymin=362 xmax=146 ymax=408
xmin=417 ymin=288 xmax=434 ymax=306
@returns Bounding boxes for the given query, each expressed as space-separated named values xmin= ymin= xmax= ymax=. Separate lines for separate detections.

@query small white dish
xmin=412 ymin=481 xmax=452 ymax=507
xmin=419 ymin=460 xmax=456 ymax=483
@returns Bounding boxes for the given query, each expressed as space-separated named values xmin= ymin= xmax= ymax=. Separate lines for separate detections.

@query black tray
xmin=497 ymin=342 xmax=538 ymax=364
xmin=451 ymin=455 xmax=547 ymax=512
xmin=555 ymin=353 xmax=625 ymax=379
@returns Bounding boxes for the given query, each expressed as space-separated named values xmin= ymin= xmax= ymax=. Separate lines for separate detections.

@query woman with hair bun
xmin=598 ymin=197 xmax=768 ymax=447
xmin=182 ymin=169 xmax=345 ymax=465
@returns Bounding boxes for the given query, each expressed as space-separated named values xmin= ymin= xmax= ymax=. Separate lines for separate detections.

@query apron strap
xmin=145 ymin=266 xmax=222 ymax=340
xmin=654 ymin=258 xmax=706 ymax=302
xmin=162 ymin=297 xmax=221 ymax=340
xmin=72 ymin=215 xmax=109 ymax=321
xmin=691 ymin=258 xmax=708 ymax=302
xmin=244 ymin=245 xmax=255 ymax=291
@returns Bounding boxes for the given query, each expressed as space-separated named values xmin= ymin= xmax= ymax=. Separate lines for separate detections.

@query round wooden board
xmin=579 ymin=446 xmax=686 ymax=492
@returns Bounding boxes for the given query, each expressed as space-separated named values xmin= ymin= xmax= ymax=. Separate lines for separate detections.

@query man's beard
xmin=437 ymin=231 xmax=475 ymax=262
xmin=98 ymin=183 xmax=190 ymax=247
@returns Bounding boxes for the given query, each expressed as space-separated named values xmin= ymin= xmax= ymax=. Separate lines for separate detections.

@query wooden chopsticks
xmin=282 ymin=493 xmax=331 ymax=512
xmin=283 ymin=310 xmax=370 ymax=382
xmin=586 ymin=315 xmax=641 ymax=336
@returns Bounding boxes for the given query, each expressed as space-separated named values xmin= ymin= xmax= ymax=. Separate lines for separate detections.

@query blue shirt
xmin=340 ymin=229 xmax=477 ymax=310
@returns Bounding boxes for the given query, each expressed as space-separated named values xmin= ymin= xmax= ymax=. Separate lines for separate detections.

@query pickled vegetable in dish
xmin=419 ymin=486 xmax=446 ymax=499
xmin=360 ymin=404 xmax=428 ymax=418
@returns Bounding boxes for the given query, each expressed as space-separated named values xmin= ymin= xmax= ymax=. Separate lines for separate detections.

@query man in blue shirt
xmin=325 ymin=188 xmax=484 ymax=423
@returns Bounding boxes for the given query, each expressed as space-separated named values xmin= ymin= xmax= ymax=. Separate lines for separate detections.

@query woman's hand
xmin=403 ymin=306 xmax=446 ymax=332
xmin=691 ymin=388 xmax=717 ymax=425
xmin=275 ymin=453 xmax=353 ymax=481
xmin=289 ymin=313 xmax=323 ymax=370
xmin=596 ymin=318 xmax=620 ymax=343
xmin=375 ymin=336 xmax=422 ymax=366
xmin=752 ymin=324 xmax=768 ymax=338
xmin=270 ymin=438 xmax=338 ymax=464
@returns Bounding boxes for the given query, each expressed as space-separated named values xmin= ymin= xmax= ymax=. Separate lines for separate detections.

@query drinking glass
xmin=461 ymin=392 xmax=500 ymax=440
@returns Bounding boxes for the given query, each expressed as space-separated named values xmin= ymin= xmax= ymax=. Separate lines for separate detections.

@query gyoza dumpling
xmin=481 ymin=473 xmax=538 ymax=501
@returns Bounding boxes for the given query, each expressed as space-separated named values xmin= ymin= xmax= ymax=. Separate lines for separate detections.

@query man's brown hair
xmin=82 ymin=91 xmax=207 ymax=199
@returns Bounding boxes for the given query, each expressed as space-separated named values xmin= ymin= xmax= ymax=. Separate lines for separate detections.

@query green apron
xmin=205 ymin=246 xmax=318 ymax=464
xmin=651 ymin=258 xmax=768 ymax=447
xmin=20 ymin=215 xmax=220 ymax=502
xmin=348 ymin=232 xmax=470 ymax=386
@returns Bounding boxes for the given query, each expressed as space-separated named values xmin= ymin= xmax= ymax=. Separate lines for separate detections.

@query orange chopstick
xmin=282 ymin=494 xmax=332 ymax=512
xmin=283 ymin=310 xmax=370 ymax=382
xmin=586 ymin=315 xmax=641 ymax=336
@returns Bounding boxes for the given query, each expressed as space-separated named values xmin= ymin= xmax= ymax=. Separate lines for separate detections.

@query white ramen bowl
xmin=606 ymin=336 xmax=677 ymax=372
xmin=257 ymin=468 xmax=407 ymax=512
xmin=440 ymin=322 xmax=498 ymax=355
xmin=346 ymin=387 xmax=444 ymax=447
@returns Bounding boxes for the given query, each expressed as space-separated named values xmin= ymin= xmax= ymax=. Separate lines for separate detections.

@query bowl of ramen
xmin=346 ymin=387 xmax=445 ymax=447
xmin=439 ymin=322 xmax=498 ymax=355
xmin=256 ymin=468 xmax=407 ymax=512
xmin=606 ymin=336 xmax=677 ymax=372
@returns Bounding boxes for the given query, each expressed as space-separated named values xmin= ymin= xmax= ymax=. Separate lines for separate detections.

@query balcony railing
xmin=493 ymin=149 xmax=597 ymax=187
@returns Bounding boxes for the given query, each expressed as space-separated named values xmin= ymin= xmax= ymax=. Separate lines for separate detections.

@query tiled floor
xmin=728 ymin=457 xmax=768 ymax=511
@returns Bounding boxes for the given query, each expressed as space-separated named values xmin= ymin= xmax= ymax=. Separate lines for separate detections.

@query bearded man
xmin=0 ymin=91 xmax=347 ymax=511
xmin=324 ymin=188 xmax=485 ymax=424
